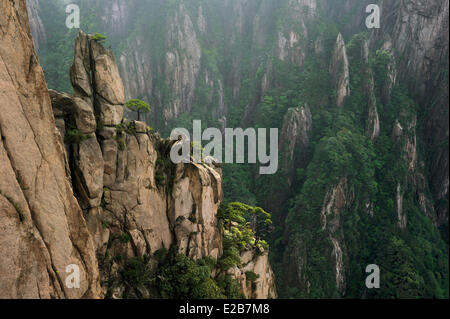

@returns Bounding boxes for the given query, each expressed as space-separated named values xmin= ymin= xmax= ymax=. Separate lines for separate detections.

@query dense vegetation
xmin=107 ymin=202 xmax=271 ymax=299
xmin=119 ymin=249 xmax=237 ymax=299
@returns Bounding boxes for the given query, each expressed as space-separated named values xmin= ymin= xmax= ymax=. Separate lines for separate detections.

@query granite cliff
xmin=1 ymin=0 xmax=276 ymax=299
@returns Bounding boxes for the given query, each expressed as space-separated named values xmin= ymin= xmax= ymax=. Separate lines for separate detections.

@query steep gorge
xmin=19 ymin=0 xmax=450 ymax=299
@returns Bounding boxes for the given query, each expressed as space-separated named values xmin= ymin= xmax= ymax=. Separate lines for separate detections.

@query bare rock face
xmin=0 ymin=0 xmax=101 ymax=299
xmin=73 ymin=137 xmax=105 ymax=209
xmin=391 ymin=113 xmax=423 ymax=228
xmin=100 ymin=0 xmax=131 ymax=39
xmin=171 ymin=162 xmax=224 ymax=260
xmin=163 ymin=3 xmax=202 ymax=120
xmin=116 ymin=1 xmax=204 ymax=123
xmin=284 ymin=177 xmax=354 ymax=297
xmin=228 ymin=250 xmax=277 ymax=299
xmin=319 ymin=178 xmax=353 ymax=295
xmin=70 ymin=32 xmax=126 ymax=127
xmin=372 ymin=0 xmax=449 ymax=97
xmin=64 ymin=31 xmax=222 ymax=264
xmin=99 ymin=132 xmax=173 ymax=256
xmin=91 ymin=40 xmax=126 ymax=106
xmin=70 ymin=32 xmax=93 ymax=99
xmin=330 ymin=33 xmax=350 ymax=107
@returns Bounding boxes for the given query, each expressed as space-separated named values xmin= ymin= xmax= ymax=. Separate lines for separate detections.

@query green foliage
xmin=154 ymin=250 xmax=225 ymax=299
xmin=125 ymin=99 xmax=151 ymax=121
xmin=114 ymin=124 xmax=126 ymax=151
xmin=120 ymin=233 xmax=131 ymax=244
xmin=223 ymin=164 xmax=257 ymax=206
xmin=218 ymin=202 xmax=273 ymax=270
xmin=155 ymin=174 xmax=165 ymax=186
xmin=92 ymin=33 xmax=107 ymax=43
xmin=117 ymin=247 xmax=242 ymax=299
xmin=215 ymin=274 xmax=245 ymax=299
xmin=65 ymin=129 xmax=91 ymax=145
xmin=372 ymin=49 xmax=392 ymax=88
xmin=154 ymin=150 xmax=175 ymax=189
xmin=122 ymin=256 xmax=151 ymax=286
xmin=245 ymin=271 xmax=260 ymax=283
xmin=101 ymin=220 xmax=110 ymax=229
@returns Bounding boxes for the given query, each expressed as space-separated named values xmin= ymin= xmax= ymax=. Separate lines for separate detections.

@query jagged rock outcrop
xmin=52 ymin=31 xmax=214 ymax=293
xmin=1 ymin=0 xmax=277 ymax=298
xmin=266 ymin=106 xmax=312 ymax=214
xmin=319 ymin=178 xmax=354 ymax=295
xmin=330 ymin=33 xmax=351 ymax=107
xmin=0 ymin=0 xmax=101 ymax=299
xmin=49 ymin=30 xmax=275 ymax=299
xmin=227 ymin=250 xmax=277 ymax=299
xmin=362 ymin=41 xmax=380 ymax=141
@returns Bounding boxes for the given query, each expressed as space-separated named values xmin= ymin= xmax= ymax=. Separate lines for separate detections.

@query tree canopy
xmin=125 ymin=99 xmax=151 ymax=121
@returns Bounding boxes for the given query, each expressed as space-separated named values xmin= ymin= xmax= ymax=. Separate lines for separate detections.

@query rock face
xmin=95 ymin=0 xmax=322 ymax=125
xmin=53 ymin=31 xmax=220 ymax=297
xmin=319 ymin=178 xmax=353 ymax=295
xmin=362 ymin=41 xmax=380 ymax=141
xmin=0 ymin=0 xmax=101 ymax=299
xmin=330 ymin=33 xmax=350 ymax=107
xmin=50 ymin=30 xmax=275 ymax=298
xmin=228 ymin=250 xmax=277 ymax=299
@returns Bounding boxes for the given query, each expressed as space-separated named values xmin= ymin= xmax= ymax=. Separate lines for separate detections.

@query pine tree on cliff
xmin=125 ymin=99 xmax=151 ymax=121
